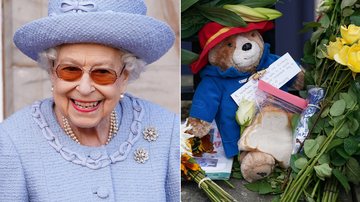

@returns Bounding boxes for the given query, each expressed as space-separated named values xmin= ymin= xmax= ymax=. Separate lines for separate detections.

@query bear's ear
xmin=246 ymin=30 xmax=264 ymax=45
xmin=208 ymin=35 xmax=237 ymax=71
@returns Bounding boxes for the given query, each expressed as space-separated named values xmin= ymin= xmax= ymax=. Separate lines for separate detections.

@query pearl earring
xmin=51 ymin=86 xmax=54 ymax=92
xmin=120 ymin=93 xmax=124 ymax=99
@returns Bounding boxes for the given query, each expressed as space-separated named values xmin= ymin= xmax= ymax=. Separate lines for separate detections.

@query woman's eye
xmin=63 ymin=66 xmax=81 ymax=72
xmin=93 ymin=69 xmax=111 ymax=74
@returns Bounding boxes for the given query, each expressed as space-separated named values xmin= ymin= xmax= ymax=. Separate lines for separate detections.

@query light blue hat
xmin=13 ymin=0 xmax=175 ymax=64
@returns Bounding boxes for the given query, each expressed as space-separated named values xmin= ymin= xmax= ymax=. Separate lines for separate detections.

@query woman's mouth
xmin=70 ymin=99 xmax=101 ymax=112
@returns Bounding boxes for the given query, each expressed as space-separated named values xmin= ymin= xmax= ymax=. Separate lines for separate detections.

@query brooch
xmin=134 ymin=148 xmax=149 ymax=163
xmin=143 ymin=127 xmax=158 ymax=142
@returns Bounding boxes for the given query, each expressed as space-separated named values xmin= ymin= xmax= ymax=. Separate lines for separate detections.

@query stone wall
xmin=2 ymin=0 xmax=179 ymax=118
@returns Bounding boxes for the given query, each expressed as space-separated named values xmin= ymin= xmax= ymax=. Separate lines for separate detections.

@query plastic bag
xmin=237 ymin=80 xmax=307 ymax=168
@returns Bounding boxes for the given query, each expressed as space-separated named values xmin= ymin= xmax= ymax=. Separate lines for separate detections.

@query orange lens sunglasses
xmin=55 ymin=64 xmax=126 ymax=85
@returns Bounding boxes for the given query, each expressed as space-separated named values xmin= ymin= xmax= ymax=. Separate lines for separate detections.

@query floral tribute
xmin=181 ymin=123 xmax=238 ymax=202
xmin=279 ymin=0 xmax=360 ymax=201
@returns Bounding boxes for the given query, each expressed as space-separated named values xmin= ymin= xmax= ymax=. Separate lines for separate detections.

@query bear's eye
xmin=227 ymin=43 xmax=233 ymax=47
xmin=251 ymin=32 xmax=256 ymax=37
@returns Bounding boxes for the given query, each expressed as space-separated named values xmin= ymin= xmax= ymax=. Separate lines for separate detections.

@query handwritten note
xmin=231 ymin=53 xmax=301 ymax=105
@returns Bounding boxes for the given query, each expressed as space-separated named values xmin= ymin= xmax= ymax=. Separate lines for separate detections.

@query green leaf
xmin=181 ymin=49 xmax=199 ymax=65
xmin=342 ymin=8 xmax=355 ymax=17
xmin=348 ymin=119 xmax=359 ymax=135
xmin=304 ymin=139 xmax=319 ymax=158
xmin=181 ymin=10 xmax=207 ymax=39
xmin=290 ymin=154 xmax=301 ymax=173
xmin=324 ymin=126 xmax=333 ymax=136
xmin=350 ymin=15 xmax=360 ymax=26
xmin=321 ymin=107 xmax=330 ymax=118
xmin=344 ymin=137 xmax=359 ymax=155
xmin=319 ymin=14 xmax=330 ymax=28
xmin=214 ymin=0 xmax=242 ymax=6
xmin=198 ymin=6 xmax=246 ymax=27
xmin=341 ymin=0 xmax=357 ymax=10
xmin=336 ymin=147 xmax=351 ymax=160
xmin=315 ymin=135 xmax=326 ymax=146
xmin=345 ymin=157 xmax=360 ymax=185
xmin=330 ymin=99 xmax=346 ymax=117
xmin=316 ymin=44 xmax=327 ymax=59
xmin=271 ymin=195 xmax=280 ymax=202
xmin=181 ymin=24 xmax=203 ymax=39
xmin=258 ymin=181 xmax=273 ymax=194
xmin=332 ymin=168 xmax=351 ymax=193
xmin=318 ymin=154 xmax=330 ymax=164
xmin=314 ymin=163 xmax=332 ymax=180
xmin=294 ymin=157 xmax=308 ymax=170
xmin=329 ymin=115 xmax=345 ymax=127
xmin=201 ymin=0 xmax=222 ymax=7
xmin=181 ymin=0 xmax=199 ymax=12
xmin=339 ymin=93 xmax=356 ymax=109
xmin=244 ymin=181 xmax=260 ymax=192
xmin=300 ymin=22 xmax=321 ymax=33
xmin=326 ymin=138 xmax=343 ymax=153
xmin=336 ymin=122 xmax=350 ymax=138
xmin=331 ymin=150 xmax=347 ymax=166
xmin=310 ymin=28 xmax=325 ymax=44
xmin=238 ymin=0 xmax=277 ymax=7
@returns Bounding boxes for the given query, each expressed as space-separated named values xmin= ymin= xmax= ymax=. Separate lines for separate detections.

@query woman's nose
xmin=76 ymin=73 xmax=95 ymax=94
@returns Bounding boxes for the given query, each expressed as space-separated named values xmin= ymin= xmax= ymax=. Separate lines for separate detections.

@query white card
xmin=231 ymin=53 xmax=301 ymax=105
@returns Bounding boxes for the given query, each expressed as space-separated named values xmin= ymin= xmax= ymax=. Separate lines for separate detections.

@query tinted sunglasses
xmin=55 ymin=64 xmax=126 ymax=85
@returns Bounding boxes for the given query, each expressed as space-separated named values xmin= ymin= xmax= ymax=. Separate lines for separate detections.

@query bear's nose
xmin=242 ymin=43 xmax=252 ymax=51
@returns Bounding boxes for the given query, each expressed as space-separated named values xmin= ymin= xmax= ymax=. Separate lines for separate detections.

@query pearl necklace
xmin=62 ymin=110 xmax=118 ymax=145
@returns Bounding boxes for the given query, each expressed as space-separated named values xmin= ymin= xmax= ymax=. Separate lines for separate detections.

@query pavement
xmin=181 ymin=177 xmax=356 ymax=202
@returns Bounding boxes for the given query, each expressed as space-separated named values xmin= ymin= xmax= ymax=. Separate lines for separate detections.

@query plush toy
xmin=186 ymin=21 xmax=304 ymax=182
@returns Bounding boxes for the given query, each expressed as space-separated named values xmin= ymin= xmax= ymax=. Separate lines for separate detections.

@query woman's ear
xmin=123 ymin=69 xmax=130 ymax=82
xmin=48 ymin=61 xmax=57 ymax=84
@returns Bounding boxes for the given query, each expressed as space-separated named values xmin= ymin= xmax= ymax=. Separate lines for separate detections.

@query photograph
xmin=181 ymin=0 xmax=360 ymax=201
xmin=0 ymin=0 xmax=179 ymax=201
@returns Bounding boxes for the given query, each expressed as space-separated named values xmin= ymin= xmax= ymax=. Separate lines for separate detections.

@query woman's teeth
xmin=73 ymin=100 xmax=99 ymax=109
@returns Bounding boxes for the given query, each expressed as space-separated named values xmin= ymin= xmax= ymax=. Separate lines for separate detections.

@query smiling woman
xmin=50 ymin=44 xmax=129 ymax=146
xmin=0 ymin=0 xmax=179 ymax=201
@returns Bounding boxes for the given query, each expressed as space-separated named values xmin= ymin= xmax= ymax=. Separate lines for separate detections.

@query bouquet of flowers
xmin=181 ymin=122 xmax=238 ymax=202
xmin=280 ymin=0 xmax=360 ymax=201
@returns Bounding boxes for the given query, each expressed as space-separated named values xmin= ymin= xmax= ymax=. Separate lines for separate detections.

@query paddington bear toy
xmin=186 ymin=21 xmax=303 ymax=159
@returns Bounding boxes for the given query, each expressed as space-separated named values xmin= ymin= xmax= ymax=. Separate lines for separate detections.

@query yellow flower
xmin=334 ymin=45 xmax=350 ymax=65
xmin=347 ymin=43 xmax=360 ymax=73
xmin=340 ymin=24 xmax=360 ymax=44
xmin=326 ymin=38 xmax=343 ymax=60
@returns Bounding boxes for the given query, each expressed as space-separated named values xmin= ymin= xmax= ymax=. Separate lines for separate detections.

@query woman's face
xmin=51 ymin=43 xmax=129 ymax=129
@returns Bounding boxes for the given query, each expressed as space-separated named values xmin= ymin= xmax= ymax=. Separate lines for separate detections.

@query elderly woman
xmin=0 ymin=0 xmax=179 ymax=201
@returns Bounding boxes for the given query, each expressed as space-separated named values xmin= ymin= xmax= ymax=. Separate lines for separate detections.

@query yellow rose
xmin=347 ymin=43 xmax=360 ymax=73
xmin=340 ymin=24 xmax=360 ymax=44
xmin=334 ymin=45 xmax=349 ymax=65
xmin=326 ymin=38 xmax=343 ymax=60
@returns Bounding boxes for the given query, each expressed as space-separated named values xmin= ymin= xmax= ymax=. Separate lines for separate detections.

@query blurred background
xmin=0 ymin=0 xmax=179 ymax=121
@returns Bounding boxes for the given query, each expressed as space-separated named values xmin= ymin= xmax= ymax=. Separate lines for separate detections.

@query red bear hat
xmin=190 ymin=21 xmax=274 ymax=74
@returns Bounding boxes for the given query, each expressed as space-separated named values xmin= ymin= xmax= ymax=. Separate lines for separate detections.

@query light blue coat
xmin=0 ymin=95 xmax=179 ymax=202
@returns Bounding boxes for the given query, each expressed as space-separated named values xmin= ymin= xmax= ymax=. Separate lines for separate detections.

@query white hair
xmin=38 ymin=46 xmax=147 ymax=81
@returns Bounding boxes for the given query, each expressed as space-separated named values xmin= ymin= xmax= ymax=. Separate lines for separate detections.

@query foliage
xmin=281 ymin=0 xmax=360 ymax=201
xmin=181 ymin=0 xmax=281 ymax=64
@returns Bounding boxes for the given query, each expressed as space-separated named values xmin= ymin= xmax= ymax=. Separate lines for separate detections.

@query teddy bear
xmin=185 ymin=21 xmax=304 ymax=182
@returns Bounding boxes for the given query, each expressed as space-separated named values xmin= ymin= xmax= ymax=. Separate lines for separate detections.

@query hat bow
xmin=60 ymin=0 xmax=97 ymax=13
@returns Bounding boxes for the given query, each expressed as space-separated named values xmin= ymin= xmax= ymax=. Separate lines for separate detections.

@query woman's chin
xmin=69 ymin=117 xmax=101 ymax=129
